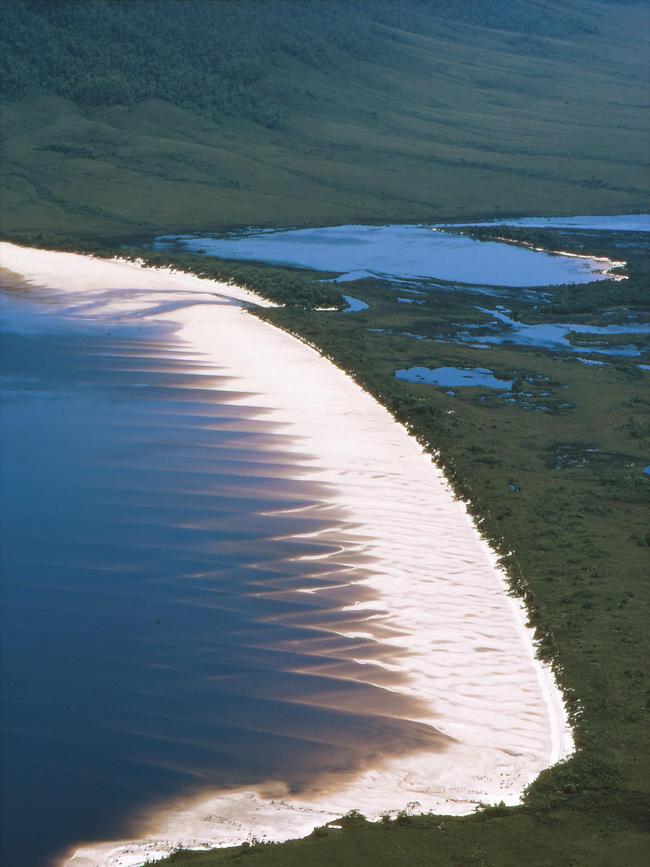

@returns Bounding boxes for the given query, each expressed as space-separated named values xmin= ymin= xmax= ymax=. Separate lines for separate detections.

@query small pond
xmin=395 ymin=366 xmax=513 ymax=389
xmin=342 ymin=294 xmax=369 ymax=312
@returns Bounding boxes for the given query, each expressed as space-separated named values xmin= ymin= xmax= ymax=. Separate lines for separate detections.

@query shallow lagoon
xmin=156 ymin=224 xmax=616 ymax=288
xmin=459 ymin=309 xmax=650 ymax=358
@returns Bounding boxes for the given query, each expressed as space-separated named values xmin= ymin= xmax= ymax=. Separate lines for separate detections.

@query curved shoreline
xmin=0 ymin=243 xmax=574 ymax=867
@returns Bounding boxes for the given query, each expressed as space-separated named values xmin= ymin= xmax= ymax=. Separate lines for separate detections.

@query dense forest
xmin=1 ymin=1 xmax=595 ymax=116
xmin=1 ymin=0 xmax=648 ymax=238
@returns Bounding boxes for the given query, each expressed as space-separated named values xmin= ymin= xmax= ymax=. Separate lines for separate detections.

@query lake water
xmin=0 ymin=280 xmax=440 ymax=866
xmin=155 ymin=224 xmax=616 ymax=287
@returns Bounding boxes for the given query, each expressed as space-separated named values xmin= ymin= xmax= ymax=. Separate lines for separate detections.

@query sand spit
xmin=0 ymin=244 xmax=574 ymax=866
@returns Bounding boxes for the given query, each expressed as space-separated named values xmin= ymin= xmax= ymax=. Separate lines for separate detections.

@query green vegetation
xmin=1 ymin=0 xmax=649 ymax=240
xmin=127 ymin=250 xmax=343 ymax=309
xmin=146 ymin=798 xmax=650 ymax=867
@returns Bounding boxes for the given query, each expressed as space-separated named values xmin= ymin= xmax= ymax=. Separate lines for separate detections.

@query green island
xmin=1 ymin=2 xmax=649 ymax=866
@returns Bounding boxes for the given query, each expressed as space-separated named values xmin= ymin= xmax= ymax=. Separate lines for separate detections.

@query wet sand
xmin=0 ymin=243 xmax=573 ymax=866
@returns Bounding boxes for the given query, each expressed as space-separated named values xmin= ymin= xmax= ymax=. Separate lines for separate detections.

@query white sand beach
xmin=0 ymin=243 xmax=574 ymax=867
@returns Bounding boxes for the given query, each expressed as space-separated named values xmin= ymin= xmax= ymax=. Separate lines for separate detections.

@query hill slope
xmin=1 ymin=0 xmax=649 ymax=238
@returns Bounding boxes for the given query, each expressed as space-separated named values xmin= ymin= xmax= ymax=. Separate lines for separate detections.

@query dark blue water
xmin=0 ymin=283 xmax=441 ymax=866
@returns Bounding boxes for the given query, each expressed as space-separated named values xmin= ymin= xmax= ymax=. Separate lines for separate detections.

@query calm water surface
xmin=395 ymin=366 xmax=513 ymax=390
xmin=155 ymin=224 xmax=615 ymax=287
xmin=0 ymin=280 xmax=440 ymax=866
xmin=341 ymin=294 xmax=369 ymax=312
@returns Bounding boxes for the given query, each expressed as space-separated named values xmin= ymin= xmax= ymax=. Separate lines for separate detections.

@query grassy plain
xmin=2 ymin=2 xmax=649 ymax=240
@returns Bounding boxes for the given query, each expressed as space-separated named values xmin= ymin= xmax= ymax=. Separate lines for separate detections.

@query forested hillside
xmin=1 ymin=0 xmax=648 ymax=239
xmin=0 ymin=1 xmax=597 ymax=114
